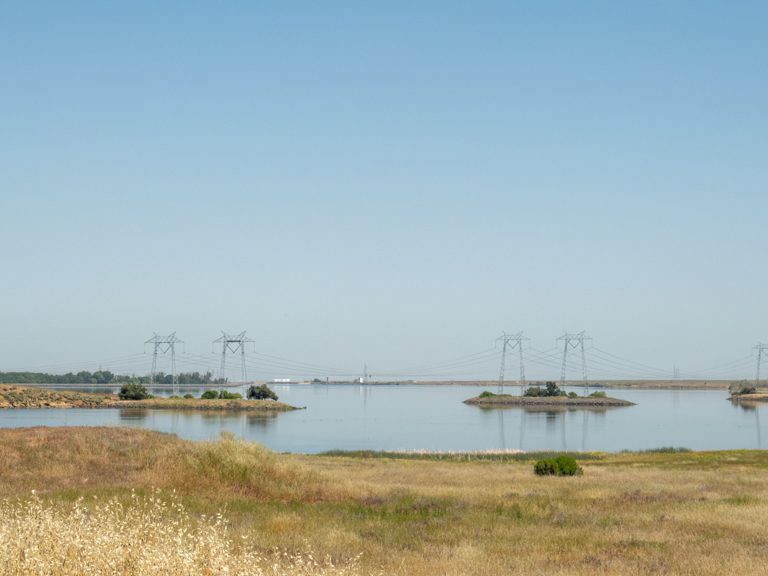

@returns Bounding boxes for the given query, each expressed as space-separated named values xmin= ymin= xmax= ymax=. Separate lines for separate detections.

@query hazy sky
xmin=1 ymin=1 xmax=766 ymax=381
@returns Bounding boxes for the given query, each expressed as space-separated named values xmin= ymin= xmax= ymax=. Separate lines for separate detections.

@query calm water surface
xmin=1 ymin=385 xmax=764 ymax=453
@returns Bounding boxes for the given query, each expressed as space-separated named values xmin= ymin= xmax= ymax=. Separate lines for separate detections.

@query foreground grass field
xmin=2 ymin=427 xmax=768 ymax=575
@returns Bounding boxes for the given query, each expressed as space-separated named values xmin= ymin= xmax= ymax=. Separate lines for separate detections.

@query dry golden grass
xmin=0 ymin=491 xmax=364 ymax=576
xmin=3 ymin=427 xmax=768 ymax=575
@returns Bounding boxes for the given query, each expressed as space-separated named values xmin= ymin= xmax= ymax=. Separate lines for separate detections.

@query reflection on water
xmin=731 ymin=400 xmax=765 ymax=449
xmin=2 ymin=385 xmax=768 ymax=453
xmin=119 ymin=408 xmax=150 ymax=420
xmin=478 ymin=404 xmax=615 ymax=414
xmin=734 ymin=401 xmax=761 ymax=412
xmin=494 ymin=404 xmax=609 ymax=452
xmin=112 ymin=407 xmax=279 ymax=440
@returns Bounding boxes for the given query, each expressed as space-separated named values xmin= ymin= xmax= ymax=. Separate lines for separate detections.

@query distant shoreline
xmin=405 ymin=379 xmax=731 ymax=390
xmin=4 ymin=379 xmax=735 ymax=391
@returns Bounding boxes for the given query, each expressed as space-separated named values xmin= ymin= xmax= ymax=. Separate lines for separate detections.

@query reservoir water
xmin=1 ymin=384 xmax=764 ymax=453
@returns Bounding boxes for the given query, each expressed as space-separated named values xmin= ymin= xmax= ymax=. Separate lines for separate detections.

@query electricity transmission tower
xmin=497 ymin=332 xmax=529 ymax=393
xmin=213 ymin=331 xmax=254 ymax=387
xmin=755 ymin=343 xmax=768 ymax=388
xmin=558 ymin=331 xmax=591 ymax=394
xmin=145 ymin=332 xmax=183 ymax=394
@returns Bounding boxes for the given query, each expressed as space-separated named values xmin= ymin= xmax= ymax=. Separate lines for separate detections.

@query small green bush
xmin=525 ymin=381 xmax=563 ymax=397
xmin=533 ymin=455 xmax=583 ymax=476
xmin=199 ymin=390 xmax=242 ymax=400
xmin=589 ymin=391 xmax=607 ymax=398
xmin=479 ymin=390 xmax=496 ymax=398
xmin=118 ymin=382 xmax=151 ymax=400
xmin=183 ymin=394 xmax=194 ymax=399
xmin=567 ymin=391 xmax=578 ymax=398
xmin=247 ymin=384 xmax=278 ymax=401
xmin=545 ymin=381 xmax=561 ymax=396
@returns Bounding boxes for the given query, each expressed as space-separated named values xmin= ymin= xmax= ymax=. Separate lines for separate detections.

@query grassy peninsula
xmin=731 ymin=393 xmax=768 ymax=403
xmin=0 ymin=384 xmax=298 ymax=412
xmin=727 ymin=382 xmax=768 ymax=405
xmin=1 ymin=427 xmax=768 ymax=575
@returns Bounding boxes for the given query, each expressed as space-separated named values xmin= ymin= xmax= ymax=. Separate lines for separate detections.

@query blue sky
xmin=1 ymin=1 xmax=766 ymax=380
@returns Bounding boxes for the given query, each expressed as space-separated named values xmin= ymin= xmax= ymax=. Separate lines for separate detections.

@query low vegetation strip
xmin=0 ymin=385 xmax=297 ymax=411
xmin=3 ymin=427 xmax=768 ymax=574
xmin=464 ymin=391 xmax=634 ymax=407
xmin=319 ymin=449 xmax=604 ymax=462
xmin=116 ymin=397 xmax=297 ymax=411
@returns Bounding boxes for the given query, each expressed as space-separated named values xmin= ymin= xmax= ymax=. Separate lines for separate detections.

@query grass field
xmin=2 ymin=427 xmax=768 ymax=575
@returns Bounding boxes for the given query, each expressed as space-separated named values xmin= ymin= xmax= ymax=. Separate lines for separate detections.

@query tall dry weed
xmin=167 ymin=432 xmax=334 ymax=502
xmin=0 ymin=491 xmax=366 ymax=576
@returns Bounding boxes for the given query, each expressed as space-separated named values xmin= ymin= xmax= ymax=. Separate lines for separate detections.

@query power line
xmin=378 ymin=347 xmax=500 ymax=374
xmin=589 ymin=347 xmax=669 ymax=376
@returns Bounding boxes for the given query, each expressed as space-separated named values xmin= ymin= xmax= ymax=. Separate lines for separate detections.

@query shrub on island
xmin=200 ymin=390 xmax=243 ymax=400
xmin=247 ymin=384 xmax=278 ymax=401
xmin=729 ymin=381 xmax=757 ymax=395
xmin=118 ymin=382 xmax=152 ymax=400
xmin=525 ymin=382 xmax=565 ymax=397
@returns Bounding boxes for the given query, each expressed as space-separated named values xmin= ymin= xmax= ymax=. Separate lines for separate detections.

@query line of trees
xmin=0 ymin=371 xmax=227 ymax=385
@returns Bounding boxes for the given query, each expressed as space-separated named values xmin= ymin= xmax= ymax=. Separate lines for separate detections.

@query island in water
xmin=465 ymin=382 xmax=635 ymax=408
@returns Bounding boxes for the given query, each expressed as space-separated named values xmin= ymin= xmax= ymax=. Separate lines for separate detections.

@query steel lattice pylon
xmin=755 ymin=343 xmax=768 ymax=388
xmin=496 ymin=331 xmax=529 ymax=394
xmin=213 ymin=331 xmax=254 ymax=388
xmin=145 ymin=332 xmax=183 ymax=394
xmin=557 ymin=331 xmax=591 ymax=395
